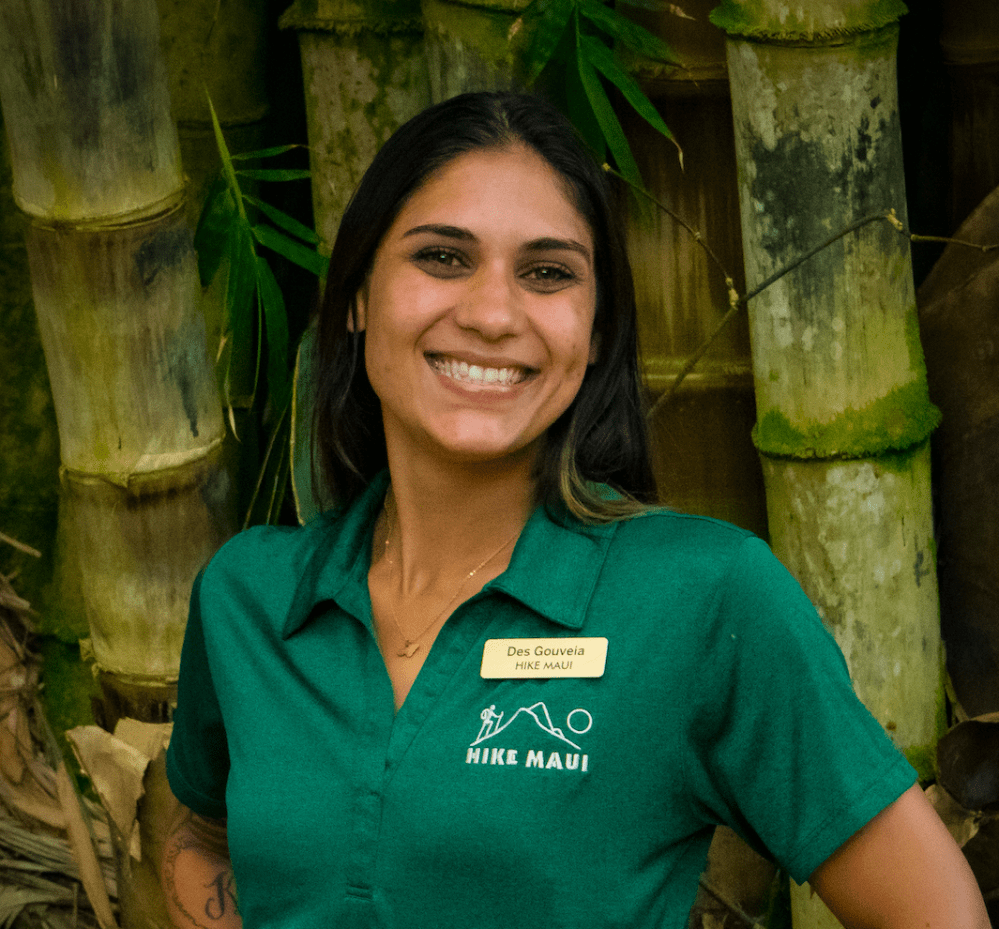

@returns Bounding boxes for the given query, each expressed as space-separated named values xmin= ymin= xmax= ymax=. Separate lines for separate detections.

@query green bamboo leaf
xmin=231 ymin=143 xmax=307 ymax=161
xmin=194 ymin=175 xmax=236 ymax=286
xmin=235 ymin=168 xmax=312 ymax=182
xmin=575 ymin=50 xmax=643 ymax=187
xmin=579 ymin=0 xmax=680 ymax=63
xmin=223 ymin=221 xmax=259 ymax=405
xmin=562 ymin=48 xmax=607 ymax=158
xmin=522 ymin=0 xmax=575 ymax=85
xmin=244 ymin=401 xmax=291 ymax=528
xmin=264 ymin=433 xmax=292 ymax=525
xmin=206 ymin=93 xmax=245 ymax=219
xmin=255 ymin=254 xmax=291 ymax=411
xmin=580 ymin=34 xmax=674 ymax=142
xmin=244 ymin=194 xmax=320 ymax=245
xmin=252 ymin=223 xmax=328 ymax=277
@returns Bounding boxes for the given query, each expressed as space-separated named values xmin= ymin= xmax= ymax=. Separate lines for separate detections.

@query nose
xmin=452 ymin=261 xmax=522 ymax=341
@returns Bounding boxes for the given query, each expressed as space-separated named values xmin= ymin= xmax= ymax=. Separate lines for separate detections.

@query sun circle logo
xmin=567 ymin=708 xmax=592 ymax=735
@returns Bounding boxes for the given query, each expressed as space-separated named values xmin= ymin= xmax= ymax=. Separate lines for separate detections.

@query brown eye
xmin=531 ymin=265 xmax=571 ymax=281
xmin=523 ymin=263 xmax=575 ymax=291
xmin=413 ymin=247 xmax=468 ymax=277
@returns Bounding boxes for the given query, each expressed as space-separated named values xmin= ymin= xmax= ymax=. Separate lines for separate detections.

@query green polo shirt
xmin=167 ymin=471 xmax=915 ymax=929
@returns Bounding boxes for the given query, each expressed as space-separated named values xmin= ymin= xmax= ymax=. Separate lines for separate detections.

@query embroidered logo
xmin=465 ymin=702 xmax=592 ymax=772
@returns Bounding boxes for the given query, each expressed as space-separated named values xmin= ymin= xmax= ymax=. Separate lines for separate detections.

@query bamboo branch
xmin=0 ymin=532 xmax=41 ymax=558
xmin=646 ymin=209 xmax=894 ymax=417
xmin=606 ymin=163 xmax=999 ymax=418
xmin=608 ymin=163 xmax=927 ymax=418
xmin=911 ymin=234 xmax=999 ymax=253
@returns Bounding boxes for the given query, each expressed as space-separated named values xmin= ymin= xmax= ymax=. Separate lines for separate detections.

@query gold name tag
xmin=480 ymin=637 xmax=608 ymax=679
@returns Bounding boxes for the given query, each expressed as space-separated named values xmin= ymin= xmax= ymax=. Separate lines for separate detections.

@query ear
xmin=348 ymin=284 xmax=367 ymax=333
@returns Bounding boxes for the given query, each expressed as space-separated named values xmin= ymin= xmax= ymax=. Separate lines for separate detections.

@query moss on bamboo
xmin=421 ymin=0 xmax=530 ymax=72
xmin=754 ymin=380 xmax=941 ymax=459
xmin=710 ymin=0 xmax=908 ymax=41
xmin=901 ymin=673 xmax=947 ymax=783
xmin=903 ymin=744 xmax=936 ymax=783
xmin=279 ymin=0 xmax=423 ymax=34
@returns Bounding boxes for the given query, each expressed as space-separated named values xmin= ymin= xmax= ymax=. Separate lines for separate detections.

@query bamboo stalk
xmin=714 ymin=2 xmax=942 ymax=925
xmin=280 ymin=0 xmax=429 ymax=251
xmin=0 ymin=1 xmax=181 ymax=223
xmin=420 ymin=0 xmax=529 ymax=102
xmin=0 ymin=0 xmax=236 ymax=706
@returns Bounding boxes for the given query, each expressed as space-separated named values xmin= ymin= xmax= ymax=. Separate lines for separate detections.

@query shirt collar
xmin=281 ymin=470 xmax=619 ymax=639
xmin=490 ymin=503 xmax=617 ymax=630
xmin=282 ymin=471 xmax=389 ymax=640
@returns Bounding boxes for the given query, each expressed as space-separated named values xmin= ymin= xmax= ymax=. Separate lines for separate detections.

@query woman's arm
xmin=161 ymin=803 xmax=242 ymax=929
xmin=810 ymin=784 xmax=990 ymax=929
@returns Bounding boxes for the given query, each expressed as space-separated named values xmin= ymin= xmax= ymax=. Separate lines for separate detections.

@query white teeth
xmin=429 ymin=356 xmax=525 ymax=386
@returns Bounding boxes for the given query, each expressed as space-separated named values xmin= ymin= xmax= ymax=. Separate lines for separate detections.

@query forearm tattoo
xmin=163 ymin=809 xmax=240 ymax=928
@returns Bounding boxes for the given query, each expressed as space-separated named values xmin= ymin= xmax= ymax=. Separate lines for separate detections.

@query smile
xmin=427 ymin=354 xmax=531 ymax=388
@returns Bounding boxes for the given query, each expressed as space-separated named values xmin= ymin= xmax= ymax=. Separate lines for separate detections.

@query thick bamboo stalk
xmin=156 ymin=0 xmax=271 ymax=226
xmin=62 ymin=451 xmax=232 ymax=682
xmin=280 ymin=0 xmax=429 ymax=251
xmin=420 ymin=0 xmax=529 ymax=101
xmin=0 ymin=0 xmax=233 ymax=711
xmin=0 ymin=0 xmax=181 ymax=223
xmin=26 ymin=204 xmax=221 ymax=478
xmin=714 ymin=1 xmax=942 ymax=924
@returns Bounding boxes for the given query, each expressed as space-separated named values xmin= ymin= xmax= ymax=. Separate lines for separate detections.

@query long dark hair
xmin=312 ymin=91 xmax=656 ymax=521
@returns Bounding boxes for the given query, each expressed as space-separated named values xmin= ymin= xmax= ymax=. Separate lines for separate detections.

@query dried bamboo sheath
xmin=0 ymin=0 xmax=232 ymax=684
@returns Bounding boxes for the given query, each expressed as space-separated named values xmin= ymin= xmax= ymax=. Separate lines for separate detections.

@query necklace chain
xmin=381 ymin=498 xmax=519 ymax=658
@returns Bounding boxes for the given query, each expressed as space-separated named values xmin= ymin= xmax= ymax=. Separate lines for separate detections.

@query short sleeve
xmin=166 ymin=570 xmax=231 ymax=819
xmin=683 ymin=536 xmax=917 ymax=884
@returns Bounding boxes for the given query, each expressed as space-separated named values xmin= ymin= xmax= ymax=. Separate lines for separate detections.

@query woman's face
xmin=355 ymin=144 xmax=598 ymax=472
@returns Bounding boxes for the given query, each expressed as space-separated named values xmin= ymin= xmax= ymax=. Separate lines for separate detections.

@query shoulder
xmin=600 ymin=507 xmax=760 ymax=581
xmin=588 ymin=508 xmax=820 ymax=641
xmin=202 ymin=521 xmax=312 ymax=585
xmin=196 ymin=513 xmax=341 ymax=615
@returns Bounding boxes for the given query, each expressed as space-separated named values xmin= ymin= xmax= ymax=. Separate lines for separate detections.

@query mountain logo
xmin=464 ymin=702 xmax=593 ymax=773
xmin=473 ymin=701 xmax=584 ymax=750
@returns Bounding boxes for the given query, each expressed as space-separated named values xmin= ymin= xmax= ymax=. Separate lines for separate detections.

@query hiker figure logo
xmin=466 ymin=702 xmax=592 ymax=773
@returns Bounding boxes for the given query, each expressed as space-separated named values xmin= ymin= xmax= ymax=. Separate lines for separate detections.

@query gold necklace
xmin=381 ymin=501 xmax=520 ymax=658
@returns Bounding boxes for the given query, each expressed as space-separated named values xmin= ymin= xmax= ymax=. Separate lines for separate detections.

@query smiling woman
xmin=160 ymin=92 xmax=989 ymax=929
xmin=356 ymin=145 xmax=598 ymax=475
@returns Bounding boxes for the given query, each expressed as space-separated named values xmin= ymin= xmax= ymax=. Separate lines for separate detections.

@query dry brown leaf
xmin=67 ymin=723 xmax=168 ymax=862
xmin=114 ymin=718 xmax=171 ymax=761
xmin=0 ymin=710 xmax=26 ymax=784
xmin=55 ymin=761 xmax=118 ymax=929
xmin=0 ymin=769 xmax=66 ymax=829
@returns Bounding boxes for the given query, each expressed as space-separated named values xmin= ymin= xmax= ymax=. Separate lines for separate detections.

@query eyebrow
xmin=402 ymin=224 xmax=592 ymax=263
xmin=402 ymin=224 xmax=474 ymax=241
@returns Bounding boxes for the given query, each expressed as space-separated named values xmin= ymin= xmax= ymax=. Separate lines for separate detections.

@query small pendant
xmin=399 ymin=641 xmax=421 ymax=658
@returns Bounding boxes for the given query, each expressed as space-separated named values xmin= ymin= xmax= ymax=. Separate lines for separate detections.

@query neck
xmin=381 ymin=452 xmax=537 ymax=595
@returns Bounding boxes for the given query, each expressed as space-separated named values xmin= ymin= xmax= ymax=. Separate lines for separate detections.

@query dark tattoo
xmin=205 ymin=870 xmax=240 ymax=920
xmin=163 ymin=809 xmax=240 ymax=928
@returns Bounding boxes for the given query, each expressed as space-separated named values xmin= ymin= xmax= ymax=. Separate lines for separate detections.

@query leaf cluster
xmin=194 ymin=96 xmax=326 ymax=525
xmin=516 ymin=0 xmax=683 ymax=187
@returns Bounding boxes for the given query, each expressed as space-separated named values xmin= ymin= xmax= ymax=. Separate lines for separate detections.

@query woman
xmin=162 ymin=92 xmax=988 ymax=928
